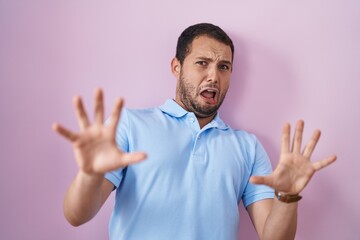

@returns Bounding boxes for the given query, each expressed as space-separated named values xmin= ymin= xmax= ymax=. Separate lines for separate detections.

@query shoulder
xmin=227 ymin=126 xmax=259 ymax=146
xmin=224 ymin=127 xmax=266 ymax=159
xmin=121 ymin=106 xmax=167 ymax=127
xmin=122 ymin=106 xmax=161 ymax=120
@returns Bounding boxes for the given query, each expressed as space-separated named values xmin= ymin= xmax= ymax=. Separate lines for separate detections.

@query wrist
xmin=77 ymin=170 xmax=104 ymax=187
xmin=275 ymin=190 xmax=302 ymax=203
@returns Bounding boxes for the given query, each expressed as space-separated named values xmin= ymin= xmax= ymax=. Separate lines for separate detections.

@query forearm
xmin=262 ymin=199 xmax=298 ymax=240
xmin=63 ymin=171 xmax=109 ymax=226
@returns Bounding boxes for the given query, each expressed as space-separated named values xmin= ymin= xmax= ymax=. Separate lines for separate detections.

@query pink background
xmin=0 ymin=1 xmax=359 ymax=239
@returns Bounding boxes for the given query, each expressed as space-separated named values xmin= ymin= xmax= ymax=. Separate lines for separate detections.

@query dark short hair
xmin=175 ymin=23 xmax=234 ymax=65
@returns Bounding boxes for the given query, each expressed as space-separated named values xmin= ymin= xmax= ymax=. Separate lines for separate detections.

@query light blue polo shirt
xmin=105 ymin=99 xmax=274 ymax=240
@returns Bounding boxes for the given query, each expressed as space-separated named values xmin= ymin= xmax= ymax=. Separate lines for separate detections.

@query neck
xmin=174 ymin=98 xmax=216 ymax=129
xmin=197 ymin=115 xmax=216 ymax=129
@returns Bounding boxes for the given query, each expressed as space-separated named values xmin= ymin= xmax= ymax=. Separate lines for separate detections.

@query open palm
xmin=52 ymin=88 xmax=146 ymax=175
xmin=251 ymin=120 xmax=336 ymax=194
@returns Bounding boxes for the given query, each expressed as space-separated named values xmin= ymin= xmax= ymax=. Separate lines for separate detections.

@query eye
xmin=196 ymin=61 xmax=208 ymax=66
xmin=219 ymin=64 xmax=230 ymax=71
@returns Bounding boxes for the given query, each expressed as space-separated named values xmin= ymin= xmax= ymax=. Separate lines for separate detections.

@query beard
xmin=177 ymin=71 xmax=227 ymax=118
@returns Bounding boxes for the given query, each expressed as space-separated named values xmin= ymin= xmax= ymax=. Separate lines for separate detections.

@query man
xmin=53 ymin=23 xmax=336 ymax=239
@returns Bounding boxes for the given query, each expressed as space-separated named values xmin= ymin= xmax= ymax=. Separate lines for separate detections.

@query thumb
xmin=250 ymin=175 xmax=274 ymax=187
xmin=121 ymin=152 xmax=147 ymax=166
xmin=95 ymin=152 xmax=147 ymax=173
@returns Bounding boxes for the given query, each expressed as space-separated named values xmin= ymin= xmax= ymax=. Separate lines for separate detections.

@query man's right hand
xmin=52 ymin=88 xmax=147 ymax=176
xmin=52 ymin=88 xmax=147 ymax=226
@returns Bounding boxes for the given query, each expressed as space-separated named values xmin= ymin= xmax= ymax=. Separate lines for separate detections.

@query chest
xmin=126 ymin=121 xmax=252 ymax=202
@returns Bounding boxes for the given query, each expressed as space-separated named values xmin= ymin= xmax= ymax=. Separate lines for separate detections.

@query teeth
xmin=207 ymin=90 xmax=216 ymax=92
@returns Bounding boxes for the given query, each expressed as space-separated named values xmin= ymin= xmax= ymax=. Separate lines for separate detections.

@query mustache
xmin=199 ymin=84 xmax=218 ymax=91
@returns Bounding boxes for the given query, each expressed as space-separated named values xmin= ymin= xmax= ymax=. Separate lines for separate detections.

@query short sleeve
xmin=104 ymin=108 xmax=130 ymax=188
xmin=242 ymin=138 xmax=274 ymax=208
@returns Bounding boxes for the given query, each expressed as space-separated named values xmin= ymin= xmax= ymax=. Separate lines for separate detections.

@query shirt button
xmin=189 ymin=117 xmax=195 ymax=123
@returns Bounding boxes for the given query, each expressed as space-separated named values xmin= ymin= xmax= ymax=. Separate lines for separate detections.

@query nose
xmin=206 ymin=65 xmax=219 ymax=83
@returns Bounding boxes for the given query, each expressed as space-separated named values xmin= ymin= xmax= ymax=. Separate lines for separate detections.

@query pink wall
xmin=1 ymin=1 xmax=359 ymax=239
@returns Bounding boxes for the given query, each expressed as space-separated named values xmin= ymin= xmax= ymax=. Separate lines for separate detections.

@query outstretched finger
xmin=94 ymin=88 xmax=104 ymax=125
xmin=292 ymin=120 xmax=304 ymax=153
xmin=120 ymin=152 xmax=148 ymax=166
xmin=313 ymin=155 xmax=337 ymax=171
xmin=108 ymin=98 xmax=124 ymax=133
xmin=94 ymin=152 xmax=147 ymax=173
xmin=281 ymin=123 xmax=291 ymax=154
xmin=73 ymin=96 xmax=90 ymax=131
xmin=303 ymin=129 xmax=321 ymax=158
xmin=250 ymin=175 xmax=274 ymax=188
xmin=52 ymin=123 xmax=78 ymax=142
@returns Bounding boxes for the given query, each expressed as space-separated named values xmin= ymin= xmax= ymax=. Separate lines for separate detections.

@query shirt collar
xmin=159 ymin=99 xmax=229 ymax=130
xmin=159 ymin=99 xmax=188 ymax=117
xmin=211 ymin=113 xmax=229 ymax=130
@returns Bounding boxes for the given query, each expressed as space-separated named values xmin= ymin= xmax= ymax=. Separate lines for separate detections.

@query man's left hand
xmin=250 ymin=120 xmax=337 ymax=195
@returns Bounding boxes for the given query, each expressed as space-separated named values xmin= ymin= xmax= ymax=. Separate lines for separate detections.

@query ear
xmin=171 ymin=57 xmax=181 ymax=79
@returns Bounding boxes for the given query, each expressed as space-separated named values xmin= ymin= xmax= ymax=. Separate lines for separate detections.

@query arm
xmin=53 ymin=88 xmax=147 ymax=226
xmin=248 ymin=198 xmax=298 ymax=240
xmin=63 ymin=172 xmax=114 ymax=226
xmin=248 ymin=120 xmax=336 ymax=240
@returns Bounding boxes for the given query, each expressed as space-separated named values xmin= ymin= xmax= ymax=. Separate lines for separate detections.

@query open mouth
xmin=200 ymin=88 xmax=218 ymax=104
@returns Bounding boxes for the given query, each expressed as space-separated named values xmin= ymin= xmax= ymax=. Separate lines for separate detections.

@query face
xmin=172 ymin=35 xmax=232 ymax=118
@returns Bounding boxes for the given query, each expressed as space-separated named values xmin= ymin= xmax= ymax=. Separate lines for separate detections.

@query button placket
xmin=187 ymin=113 xmax=209 ymax=163
xmin=191 ymin=131 xmax=206 ymax=163
xmin=187 ymin=113 xmax=200 ymax=131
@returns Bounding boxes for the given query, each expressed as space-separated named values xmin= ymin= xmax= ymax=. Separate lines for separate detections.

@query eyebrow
xmin=196 ymin=57 xmax=232 ymax=66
